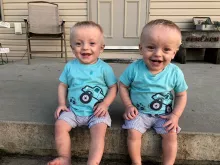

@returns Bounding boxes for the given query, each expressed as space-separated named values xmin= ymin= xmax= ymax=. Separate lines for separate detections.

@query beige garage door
xmin=89 ymin=0 xmax=149 ymax=47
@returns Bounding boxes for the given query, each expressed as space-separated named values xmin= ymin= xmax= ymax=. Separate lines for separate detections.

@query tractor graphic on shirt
xmin=80 ymin=85 xmax=104 ymax=104
xmin=149 ymin=92 xmax=173 ymax=114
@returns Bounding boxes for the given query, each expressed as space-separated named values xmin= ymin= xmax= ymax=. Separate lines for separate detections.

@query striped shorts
xmin=58 ymin=111 xmax=111 ymax=128
xmin=122 ymin=112 xmax=181 ymax=134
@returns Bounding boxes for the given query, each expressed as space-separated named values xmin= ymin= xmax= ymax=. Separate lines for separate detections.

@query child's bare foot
xmin=131 ymin=163 xmax=142 ymax=165
xmin=47 ymin=157 xmax=71 ymax=165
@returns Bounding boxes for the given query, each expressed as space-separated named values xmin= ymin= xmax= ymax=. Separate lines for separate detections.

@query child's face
xmin=71 ymin=26 xmax=104 ymax=64
xmin=139 ymin=25 xmax=181 ymax=74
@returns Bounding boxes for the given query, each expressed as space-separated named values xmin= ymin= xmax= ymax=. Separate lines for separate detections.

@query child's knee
xmin=55 ymin=119 xmax=72 ymax=133
xmin=161 ymin=132 xmax=177 ymax=142
xmin=87 ymin=159 xmax=100 ymax=165
xmin=128 ymin=129 xmax=142 ymax=140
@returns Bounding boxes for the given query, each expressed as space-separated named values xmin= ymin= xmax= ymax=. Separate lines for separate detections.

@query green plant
xmin=213 ymin=21 xmax=220 ymax=31
xmin=201 ymin=19 xmax=213 ymax=28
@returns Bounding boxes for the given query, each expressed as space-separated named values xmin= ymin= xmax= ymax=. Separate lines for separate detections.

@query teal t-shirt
xmin=120 ymin=59 xmax=188 ymax=115
xmin=59 ymin=59 xmax=117 ymax=116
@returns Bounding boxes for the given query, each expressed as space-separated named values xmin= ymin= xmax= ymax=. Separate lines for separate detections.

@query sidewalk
xmin=0 ymin=155 xmax=158 ymax=165
xmin=2 ymin=155 xmax=219 ymax=165
xmin=0 ymin=57 xmax=219 ymax=164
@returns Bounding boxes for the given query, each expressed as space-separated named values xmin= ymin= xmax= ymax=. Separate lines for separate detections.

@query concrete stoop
xmin=0 ymin=121 xmax=219 ymax=164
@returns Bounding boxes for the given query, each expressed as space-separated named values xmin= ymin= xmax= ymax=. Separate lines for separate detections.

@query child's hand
xmin=123 ymin=105 xmax=138 ymax=120
xmin=160 ymin=113 xmax=179 ymax=132
xmin=55 ymin=105 xmax=70 ymax=119
xmin=93 ymin=101 xmax=108 ymax=117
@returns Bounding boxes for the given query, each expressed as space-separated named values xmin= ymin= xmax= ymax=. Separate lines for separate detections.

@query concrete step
xmin=1 ymin=155 xmax=220 ymax=165
xmin=0 ymin=59 xmax=220 ymax=164
xmin=0 ymin=121 xmax=220 ymax=164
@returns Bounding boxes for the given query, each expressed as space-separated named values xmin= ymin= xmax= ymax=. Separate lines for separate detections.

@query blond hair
xmin=70 ymin=21 xmax=104 ymax=46
xmin=140 ymin=19 xmax=181 ymax=45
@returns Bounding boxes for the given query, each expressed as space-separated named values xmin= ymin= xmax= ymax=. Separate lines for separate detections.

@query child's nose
xmin=83 ymin=43 xmax=89 ymax=49
xmin=154 ymin=48 xmax=162 ymax=56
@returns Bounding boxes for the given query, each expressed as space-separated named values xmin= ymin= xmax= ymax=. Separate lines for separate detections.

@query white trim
xmin=124 ymin=0 xmax=141 ymax=38
xmin=0 ymin=48 xmax=10 ymax=53
xmin=104 ymin=46 xmax=138 ymax=49
xmin=98 ymin=0 xmax=113 ymax=38
xmin=88 ymin=0 xmax=150 ymax=48
xmin=0 ymin=21 xmax=10 ymax=28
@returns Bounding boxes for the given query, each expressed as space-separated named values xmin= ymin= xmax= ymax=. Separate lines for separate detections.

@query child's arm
xmin=161 ymin=91 xmax=187 ymax=132
xmin=93 ymin=83 xmax=118 ymax=117
xmin=119 ymin=82 xmax=138 ymax=120
xmin=54 ymin=82 xmax=70 ymax=119
xmin=172 ymin=91 xmax=187 ymax=117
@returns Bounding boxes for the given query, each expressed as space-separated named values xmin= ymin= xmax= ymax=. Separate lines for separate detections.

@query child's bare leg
xmin=161 ymin=133 xmax=177 ymax=165
xmin=48 ymin=120 xmax=72 ymax=165
xmin=127 ymin=129 xmax=142 ymax=165
xmin=87 ymin=123 xmax=107 ymax=165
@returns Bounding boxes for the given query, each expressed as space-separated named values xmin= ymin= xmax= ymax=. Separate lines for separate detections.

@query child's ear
xmin=70 ymin=45 xmax=75 ymax=53
xmin=100 ymin=44 xmax=105 ymax=53
xmin=172 ymin=49 xmax=178 ymax=59
xmin=139 ymin=44 xmax=143 ymax=55
xmin=70 ymin=45 xmax=73 ymax=50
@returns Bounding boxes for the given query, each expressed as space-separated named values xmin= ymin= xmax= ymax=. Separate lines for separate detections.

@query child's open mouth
xmin=81 ymin=53 xmax=91 ymax=57
xmin=151 ymin=59 xmax=163 ymax=63
xmin=150 ymin=59 xmax=163 ymax=67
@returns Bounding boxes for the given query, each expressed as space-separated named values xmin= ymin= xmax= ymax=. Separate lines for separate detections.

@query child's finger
xmin=94 ymin=106 xmax=101 ymax=113
xmin=127 ymin=112 xmax=134 ymax=120
xmin=163 ymin=120 xmax=172 ymax=127
xmin=93 ymin=109 xmax=99 ymax=116
xmin=105 ymin=111 xmax=109 ymax=116
xmin=56 ymin=109 xmax=65 ymax=119
xmin=100 ymin=110 xmax=106 ymax=117
xmin=124 ymin=113 xmax=130 ymax=120
xmin=99 ymin=111 xmax=105 ymax=117
xmin=99 ymin=110 xmax=106 ymax=117
xmin=134 ymin=109 xmax=138 ymax=115
xmin=97 ymin=110 xmax=103 ymax=117
xmin=130 ymin=110 xmax=135 ymax=117
xmin=64 ymin=108 xmax=70 ymax=112
xmin=159 ymin=115 xmax=167 ymax=119
xmin=55 ymin=110 xmax=61 ymax=119
xmin=170 ymin=127 xmax=177 ymax=133
xmin=166 ymin=124 xmax=174 ymax=131
xmin=104 ymin=111 xmax=107 ymax=116
xmin=95 ymin=108 xmax=102 ymax=117
xmin=56 ymin=111 xmax=59 ymax=119
xmin=123 ymin=113 xmax=129 ymax=120
xmin=93 ymin=105 xmax=98 ymax=110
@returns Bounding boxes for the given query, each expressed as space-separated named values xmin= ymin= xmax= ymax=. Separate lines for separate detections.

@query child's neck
xmin=148 ymin=67 xmax=165 ymax=75
xmin=78 ymin=59 xmax=99 ymax=65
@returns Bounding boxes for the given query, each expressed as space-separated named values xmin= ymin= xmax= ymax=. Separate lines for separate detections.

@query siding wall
xmin=150 ymin=0 xmax=220 ymax=31
xmin=1 ymin=0 xmax=220 ymax=60
xmin=0 ymin=0 xmax=87 ymax=60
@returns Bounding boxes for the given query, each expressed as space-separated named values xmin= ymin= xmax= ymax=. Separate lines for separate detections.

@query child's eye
xmin=164 ymin=48 xmax=171 ymax=52
xmin=146 ymin=46 xmax=154 ymax=50
xmin=90 ymin=42 xmax=95 ymax=45
xmin=75 ymin=42 xmax=81 ymax=46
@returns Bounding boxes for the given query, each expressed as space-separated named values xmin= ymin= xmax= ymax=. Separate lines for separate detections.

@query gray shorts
xmin=122 ymin=112 xmax=181 ymax=134
xmin=58 ymin=111 xmax=111 ymax=128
